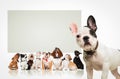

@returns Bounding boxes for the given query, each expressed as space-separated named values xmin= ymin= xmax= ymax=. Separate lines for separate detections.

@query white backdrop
xmin=0 ymin=0 xmax=120 ymax=79
xmin=8 ymin=10 xmax=81 ymax=53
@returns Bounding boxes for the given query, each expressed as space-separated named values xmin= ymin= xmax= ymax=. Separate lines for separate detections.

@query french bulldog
xmin=70 ymin=15 xmax=120 ymax=79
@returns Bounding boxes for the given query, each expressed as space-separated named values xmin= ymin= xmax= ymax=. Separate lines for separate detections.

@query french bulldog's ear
xmin=69 ymin=23 xmax=78 ymax=35
xmin=87 ymin=15 xmax=97 ymax=32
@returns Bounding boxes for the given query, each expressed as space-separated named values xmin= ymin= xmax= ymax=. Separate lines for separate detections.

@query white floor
xmin=7 ymin=69 xmax=84 ymax=79
xmin=5 ymin=68 xmax=117 ymax=79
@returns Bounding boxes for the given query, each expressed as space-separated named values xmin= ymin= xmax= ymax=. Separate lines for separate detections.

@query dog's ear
xmin=12 ymin=57 xmax=14 ymax=60
xmin=69 ymin=23 xmax=78 ymax=35
xmin=51 ymin=49 xmax=56 ymax=58
xmin=68 ymin=55 xmax=72 ymax=61
xmin=87 ymin=15 xmax=97 ymax=32
xmin=57 ymin=48 xmax=63 ymax=58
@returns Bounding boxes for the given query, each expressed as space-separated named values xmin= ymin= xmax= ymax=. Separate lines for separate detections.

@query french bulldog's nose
xmin=76 ymin=35 xmax=80 ymax=38
xmin=83 ymin=36 xmax=89 ymax=41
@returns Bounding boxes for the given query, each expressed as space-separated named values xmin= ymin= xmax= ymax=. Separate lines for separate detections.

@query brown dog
xmin=51 ymin=47 xmax=63 ymax=70
xmin=8 ymin=53 xmax=19 ymax=70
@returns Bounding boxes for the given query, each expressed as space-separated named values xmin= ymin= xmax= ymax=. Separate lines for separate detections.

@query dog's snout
xmin=76 ymin=35 xmax=80 ymax=38
xmin=83 ymin=36 xmax=89 ymax=41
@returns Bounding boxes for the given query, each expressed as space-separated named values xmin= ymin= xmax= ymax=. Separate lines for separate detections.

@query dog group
xmin=8 ymin=15 xmax=119 ymax=79
xmin=70 ymin=15 xmax=120 ymax=79
xmin=8 ymin=47 xmax=84 ymax=71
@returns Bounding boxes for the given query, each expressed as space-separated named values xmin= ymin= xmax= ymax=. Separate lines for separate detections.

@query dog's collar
xmin=42 ymin=58 xmax=48 ymax=62
xmin=84 ymin=41 xmax=98 ymax=56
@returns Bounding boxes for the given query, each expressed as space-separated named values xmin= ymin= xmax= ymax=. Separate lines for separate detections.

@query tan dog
xmin=62 ymin=54 xmax=77 ymax=71
xmin=8 ymin=53 xmax=19 ymax=70
xmin=42 ymin=52 xmax=53 ymax=71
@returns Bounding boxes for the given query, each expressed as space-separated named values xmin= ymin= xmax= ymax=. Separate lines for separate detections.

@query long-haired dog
xmin=42 ymin=52 xmax=53 ymax=71
xmin=62 ymin=54 xmax=77 ymax=71
xmin=70 ymin=15 xmax=120 ymax=79
xmin=51 ymin=47 xmax=63 ymax=70
xmin=32 ymin=52 xmax=42 ymax=70
xmin=20 ymin=54 xmax=28 ymax=70
xmin=73 ymin=50 xmax=84 ymax=69
xmin=27 ymin=54 xmax=34 ymax=70
xmin=8 ymin=53 xmax=19 ymax=70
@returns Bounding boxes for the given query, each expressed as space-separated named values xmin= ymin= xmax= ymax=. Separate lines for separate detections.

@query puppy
xmin=32 ymin=52 xmax=42 ymax=70
xmin=8 ymin=53 xmax=19 ymax=70
xmin=62 ymin=54 xmax=77 ymax=71
xmin=20 ymin=54 xmax=28 ymax=70
xmin=42 ymin=52 xmax=53 ymax=70
xmin=27 ymin=54 xmax=34 ymax=70
xmin=73 ymin=50 xmax=84 ymax=69
xmin=51 ymin=47 xmax=63 ymax=70
xmin=70 ymin=15 xmax=120 ymax=79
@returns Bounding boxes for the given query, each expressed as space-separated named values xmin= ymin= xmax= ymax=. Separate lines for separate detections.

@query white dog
xmin=32 ymin=52 xmax=42 ymax=70
xmin=70 ymin=15 xmax=120 ymax=79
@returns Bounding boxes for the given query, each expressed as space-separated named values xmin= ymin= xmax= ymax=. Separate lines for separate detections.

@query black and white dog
xmin=20 ymin=54 xmax=28 ymax=70
xmin=70 ymin=15 xmax=120 ymax=79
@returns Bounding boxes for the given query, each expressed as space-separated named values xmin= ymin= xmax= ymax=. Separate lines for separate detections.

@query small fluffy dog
xmin=73 ymin=50 xmax=84 ymax=69
xmin=70 ymin=15 xmax=120 ymax=79
xmin=20 ymin=54 xmax=28 ymax=70
xmin=32 ymin=52 xmax=42 ymax=70
xmin=42 ymin=52 xmax=53 ymax=70
xmin=27 ymin=54 xmax=34 ymax=70
xmin=51 ymin=47 xmax=63 ymax=70
xmin=62 ymin=54 xmax=77 ymax=71
xmin=8 ymin=53 xmax=19 ymax=70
